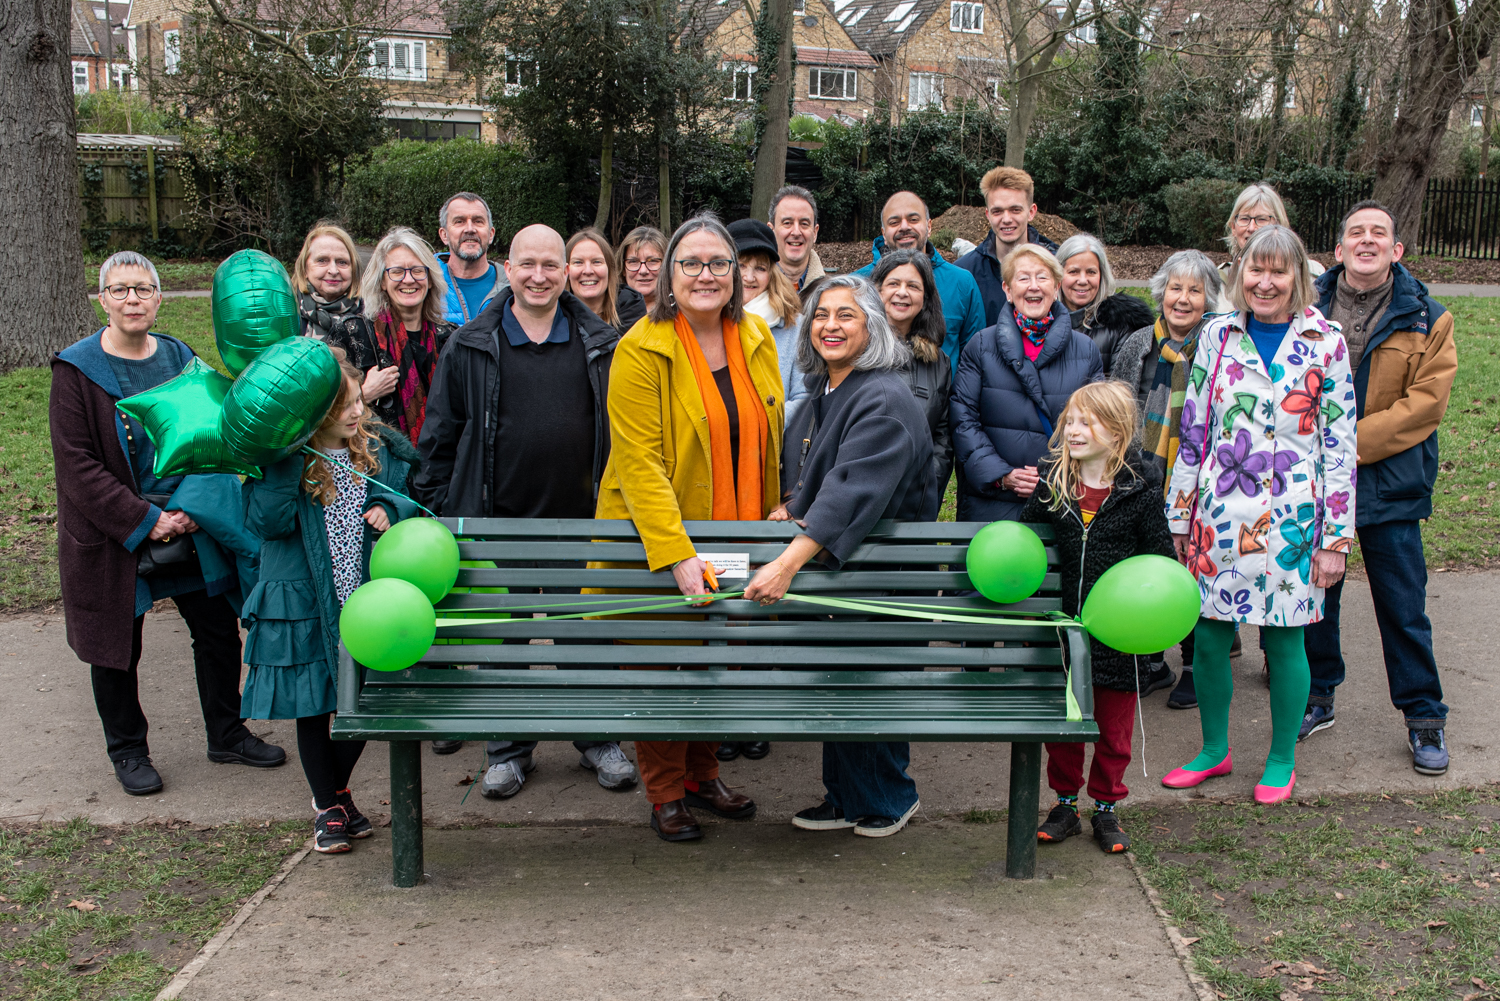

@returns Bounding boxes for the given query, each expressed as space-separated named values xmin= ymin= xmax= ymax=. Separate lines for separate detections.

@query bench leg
xmin=1005 ymin=742 xmax=1041 ymax=879
xmin=390 ymin=740 xmax=424 ymax=887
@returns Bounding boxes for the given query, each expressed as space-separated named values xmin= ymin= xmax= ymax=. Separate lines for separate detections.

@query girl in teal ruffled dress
xmin=241 ymin=352 xmax=419 ymax=853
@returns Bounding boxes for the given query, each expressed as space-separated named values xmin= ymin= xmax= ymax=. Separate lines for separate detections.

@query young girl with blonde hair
xmin=240 ymin=350 xmax=422 ymax=853
xmin=1019 ymin=380 xmax=1176 ymax=853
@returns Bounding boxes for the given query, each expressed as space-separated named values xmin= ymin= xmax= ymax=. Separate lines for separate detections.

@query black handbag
xmin=123 ymin=410 xmax=200 ymax=578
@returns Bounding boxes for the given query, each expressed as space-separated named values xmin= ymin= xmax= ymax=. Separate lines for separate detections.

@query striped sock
xmin=1057 ymin=795 xmax=1079 ymax=813
xmin=1094 ymin=800 xmax=1116 ymax=813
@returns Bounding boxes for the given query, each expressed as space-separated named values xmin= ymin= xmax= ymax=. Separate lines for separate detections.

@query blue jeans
xmin=1303 ymin=519 xmax=1447 ymax=727
xmin=822 ymin=742 xmax=918 ymax=821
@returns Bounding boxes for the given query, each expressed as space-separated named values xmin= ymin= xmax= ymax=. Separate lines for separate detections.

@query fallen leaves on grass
xmin=66 ymin=899 xmax=97 ymax=912
xmin=1425 ymin=919 xmax=1449 ymax=928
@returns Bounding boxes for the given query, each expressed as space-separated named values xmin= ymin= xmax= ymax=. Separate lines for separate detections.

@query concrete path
xmin=175 ymin=821 xmax=1198 ymax=1001
xmin=2 ymin=571 xmax=1493 ymax=829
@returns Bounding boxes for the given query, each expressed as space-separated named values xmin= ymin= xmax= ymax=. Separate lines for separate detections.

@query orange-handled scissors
xmin=702 ymin=561 xmax=720 ymax=593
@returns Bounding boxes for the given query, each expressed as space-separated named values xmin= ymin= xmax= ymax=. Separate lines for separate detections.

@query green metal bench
xmin=332 ymin=518 xmax=1097 ymax=886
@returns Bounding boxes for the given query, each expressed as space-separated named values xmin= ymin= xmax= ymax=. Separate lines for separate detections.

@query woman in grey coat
xmin=749 ymin=274 xmax=933 ymax=838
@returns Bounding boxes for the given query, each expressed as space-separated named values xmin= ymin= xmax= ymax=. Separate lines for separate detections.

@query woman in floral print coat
xmin=1162 ymin=225 xmax=1357 ymax=805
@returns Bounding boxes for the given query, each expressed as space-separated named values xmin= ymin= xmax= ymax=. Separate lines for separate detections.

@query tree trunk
xmin=1373 ymin=0 xmax=1500 ymax=244
xmin=658 ymin=121 xmax=671 ymax=233
xmin=1002 ymin=0 xmax=1078 ymax=169
xmin=750 ymin=0 xmax=793 ymax=221
xmin=594 ymin=120 xmax=614 ymax=233
xmin=0 ymin=0 xmax=95 ymax=371
xmin=1004 ymin=73 xmax=1040 ymax=168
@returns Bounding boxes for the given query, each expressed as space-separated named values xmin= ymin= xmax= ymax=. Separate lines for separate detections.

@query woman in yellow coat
xmin=595 ymin=212 xmax=785 ymax=842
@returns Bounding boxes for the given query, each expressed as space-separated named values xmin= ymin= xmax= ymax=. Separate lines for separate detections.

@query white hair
xmin=1148 ymin=250 xmax=1222 ymax=310
xmin=795 ymin=274 xmax=911 ymax=377
xmin=99 ymin=251 xmax=161 ymax=293
xmin=361 ymin=226 xmax=450 ymax=327
xmin=1054 ymin=233 xmax=1115 ymax=326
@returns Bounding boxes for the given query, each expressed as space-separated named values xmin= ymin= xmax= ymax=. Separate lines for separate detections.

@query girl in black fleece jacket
xmin=1019 ymin=381 xmax=1175 ymax=853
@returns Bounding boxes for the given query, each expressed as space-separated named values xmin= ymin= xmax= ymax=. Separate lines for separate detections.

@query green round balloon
xmin=116 ymin=357 xmax=258 ymax=477
xmin=212 ymin=249 xmax=300 ymax=376
xmin=219 ymin=336 xmax=341 ymax=469
xmin=339 ymin=578 xmax=437 ymax=672
xmin=965 ymin=521 xmax=1048 ymax=604
xmin=1080 ymin=555 xmax=1201 ymax=655
xmin=370 ymin=518 xmax=462 ymax=604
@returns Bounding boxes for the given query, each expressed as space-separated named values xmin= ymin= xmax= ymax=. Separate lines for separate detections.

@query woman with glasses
xmin=1216 ymin=184 xmax=1324 ymax=312
xmin=595 ymin=212 xmax=785 ymax=843
xmin=345 ymin=227 xmax=456 ymax=445
xmin=566 ymin=227 xmax=647 ymax=336
xmin=51 ymin=251 xmax=286 ymax=797
xmin=292 ymin=223 xmax=401 ymax=410
xmin=617 ymin=225 xmax=667 ymax=315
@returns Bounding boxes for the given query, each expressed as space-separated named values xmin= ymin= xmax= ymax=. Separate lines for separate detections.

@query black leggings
xmin=296 ymin=714 xmax=366 ymax=810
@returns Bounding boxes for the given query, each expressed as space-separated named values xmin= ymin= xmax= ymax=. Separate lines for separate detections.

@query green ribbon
xmin=302 ymin=445 xmax=438 ymax=518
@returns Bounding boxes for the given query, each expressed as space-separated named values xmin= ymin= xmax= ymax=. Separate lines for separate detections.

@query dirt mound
xmin=1033 ymin=212 xmax=1081 ymax=245
xmin=928 ymin=204 xmax=990 ymax=244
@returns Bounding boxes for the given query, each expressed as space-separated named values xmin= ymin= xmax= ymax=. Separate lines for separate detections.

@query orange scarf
xmin=674 ymin=314 xmax=768 ymax=520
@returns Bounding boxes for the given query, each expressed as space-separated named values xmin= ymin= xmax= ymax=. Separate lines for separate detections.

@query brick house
xmin=70 ymin=0 xmax=135 ymax=93
xmin=841 ymin=0 xmax=1006 ymax=121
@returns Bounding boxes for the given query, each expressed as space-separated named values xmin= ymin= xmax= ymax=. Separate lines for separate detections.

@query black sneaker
xmin=1037 ymin=803 xmax=1081 ymax=843
xmin=715 ymin=742 xmax=743 ymax=761
xmin=1167 ymin=669 xmax=1198 ymax=709
xmin=431 ymin=740 xmax=464 ymax=755
xmin=791 ymin=801 xmax=855 ymax=830
xmin=313 ymin=805 xmax=353 ymax=854
xmin=113 ymin=756 xmax=163 ymax=796
xmin=1091 ymin=810 xmax=1130 ymax=853
xmin=1138 ymin=660 xmax=1175 ymax=696
xmin=1229 ymin=633 xmax=1243 ymax=658
xmin=207 ymin=734 xmax=287 ymax=768
xmin=334 ymin=789 xmax=372 ymax=838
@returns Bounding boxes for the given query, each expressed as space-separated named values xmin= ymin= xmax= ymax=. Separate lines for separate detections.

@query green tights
xmin=1181 ymin=618 xmax=1309 ymax=788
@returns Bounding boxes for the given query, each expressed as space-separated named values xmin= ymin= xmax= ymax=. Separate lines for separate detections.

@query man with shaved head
xmin=415 ymin=223 xmax=636 ymax=797
xmin=855 ymin=191 xmax=985 ymax=376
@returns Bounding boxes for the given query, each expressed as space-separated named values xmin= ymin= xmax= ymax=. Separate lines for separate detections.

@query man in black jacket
xmin=414 ymin=224 xmax=636 ymax=796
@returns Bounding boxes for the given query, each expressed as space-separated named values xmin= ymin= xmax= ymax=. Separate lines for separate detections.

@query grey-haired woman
xmin=1216 ymin=184 xmax=1325 ymax=312
xmin=1055 ymin=233 xmax=1156 ymax=377
xmin=747 ymin=274 xmax=934 ymax=838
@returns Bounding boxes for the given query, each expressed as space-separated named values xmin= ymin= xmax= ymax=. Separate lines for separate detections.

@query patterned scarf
xmin=370 ymin=312 xmax=440 ymax=445
xmin=1013 ymin=307 xmax=1054 ymax=350
xmin=1140 ymin=316 xmax=1202 ymax=496
xmin=297 ymin=292 xmax=362 ymax=337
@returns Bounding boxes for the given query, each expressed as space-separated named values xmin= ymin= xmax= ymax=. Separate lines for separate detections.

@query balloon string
xmin=302 ymin=445 xmax=438 ymax=518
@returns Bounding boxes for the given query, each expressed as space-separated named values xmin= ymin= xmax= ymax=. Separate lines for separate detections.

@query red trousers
xmin=1045 ymin=686 xmax=1137 ymax=803
xmin=636 ymin=740 xmax=720 ymax=805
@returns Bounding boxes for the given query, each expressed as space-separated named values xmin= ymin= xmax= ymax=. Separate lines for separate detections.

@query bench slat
xmin=360 ymin=667 xmax=1069 ymax=689
xmin=410 ymin=645 xmax=1065 ymax=668
xmin=429 ymin=620 xmax=1065 ymax=643
xmin=456 ymin=541 xmax=1060 ymax=564
xmin=452 ymin=568 xmax=1064 ymax=591
xmin=440 ymin=518 xmax=1057 ymax=543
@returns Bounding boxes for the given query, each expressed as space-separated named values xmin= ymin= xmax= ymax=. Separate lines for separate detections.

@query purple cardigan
xmin=49 ymin=332 xmax=191 ymax=669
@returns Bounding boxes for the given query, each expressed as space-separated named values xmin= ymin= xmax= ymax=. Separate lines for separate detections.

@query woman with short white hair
xmin=348 ymin=227 xmax=455 ymax=444
xmin=747 ymin=273 xmax=935 ymax=838
xmin=1055 ymin=233 xmax=1155 ymax=376
xmin=1216 ymin=184 xmax=1325 ymax=311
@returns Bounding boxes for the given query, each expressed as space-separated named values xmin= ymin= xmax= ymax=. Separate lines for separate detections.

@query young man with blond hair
xmin=957 ymin=166 xmax=1059 ymax=327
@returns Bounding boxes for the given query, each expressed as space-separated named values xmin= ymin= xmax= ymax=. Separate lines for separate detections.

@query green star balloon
xmin=219 ymin=336 xmax=342 ymax=470
xmin=115 ymin=357 xmax=257 ymax=477
xmin=212 ymin=249 xmax=300 ymax=376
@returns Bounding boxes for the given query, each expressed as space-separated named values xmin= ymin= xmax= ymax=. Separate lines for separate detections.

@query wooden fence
xmin=77 ymin=135 xmax=189 ymax=252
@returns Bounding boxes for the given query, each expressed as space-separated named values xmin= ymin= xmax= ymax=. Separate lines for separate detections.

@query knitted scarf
xmin=1013 ymin=307 xmax=1054 ymax=348
xmin=674 ymin=314 xmax=769 ymax=520
xmin=370 ymin=312 xmax=440 ymax=446
xmin=1140 ymin=316 xmax=1200 ymax=496
xmin=297 ymin=292 xmax=363 ymax=337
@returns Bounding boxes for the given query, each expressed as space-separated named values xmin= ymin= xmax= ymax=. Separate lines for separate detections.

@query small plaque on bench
xmin=697 ymin=552 xmax=750 ymax=579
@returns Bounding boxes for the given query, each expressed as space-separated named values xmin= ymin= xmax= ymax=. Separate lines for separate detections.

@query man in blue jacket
xmin=1302 ymin=201 xmax=1458 ymax=776
xmin=855 ymin=190 xmax=985 ymax=377
xmin=435 ymin=191 xmax=507 ymax=326
xmin=955 ymin=166 xmax=1059 ymax=328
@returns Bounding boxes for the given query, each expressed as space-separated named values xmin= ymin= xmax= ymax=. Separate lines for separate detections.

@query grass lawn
xmin=1127 ymin=786 xmax=1500 ymax=1001
xmin=0 ymin=296 xmax=1495 ymax=610
xmin=0 ymin=818 xmax=306 ymax=1000
xmin=83 ymin=258 xmax=219 ymax=294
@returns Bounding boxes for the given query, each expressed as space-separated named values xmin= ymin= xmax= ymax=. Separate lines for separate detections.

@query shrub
xmin=341 ymin=139 xmax=568 ymax=249
xmin=1161 ymin=178 xmax=1243 ymax=250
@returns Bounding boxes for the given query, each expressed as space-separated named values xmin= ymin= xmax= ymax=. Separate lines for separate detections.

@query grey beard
xmin=455 ymin=243 xmax=487 ymax=263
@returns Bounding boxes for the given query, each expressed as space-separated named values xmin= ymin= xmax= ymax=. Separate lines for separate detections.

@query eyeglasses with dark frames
xmin=103 ymin=284 xmax=159 ymax=300
xmin=675 ymin=258 xmax=735 ymax=278
xmin=384 ymin=265 xmax=429 ymax=281
xmin=625 ymin=256 xmax=664 ymax=273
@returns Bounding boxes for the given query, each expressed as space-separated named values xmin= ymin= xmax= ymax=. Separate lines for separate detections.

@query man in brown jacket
xmin=1303 ymin=201 xmax=1458 ymax=775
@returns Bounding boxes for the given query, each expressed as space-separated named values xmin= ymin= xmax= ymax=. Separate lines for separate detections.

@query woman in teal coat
xmin=242 ymin=353 xmax=420 ymax=853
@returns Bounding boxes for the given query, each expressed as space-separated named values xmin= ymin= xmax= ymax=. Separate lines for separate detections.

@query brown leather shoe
xmin=683 ymin=777 xmax=757 ymax=819
xmin=650 ymin=799 xmax=703 ymax=842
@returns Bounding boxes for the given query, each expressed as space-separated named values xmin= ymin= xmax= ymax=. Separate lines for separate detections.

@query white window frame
xmin=503 ymin=50 xmax=535 ymax=94
xmin=110 ymin=64 xmax=131 ymax=89
xmin=987 ymin=76 xmax=1003 ymax=101
xmin=72 ymin=60 xmax=90 ymax=94
xmin=1473 ymin=103 xmax=1487 ymax=128
xmin=725 ymin=61 xmax=756 ymax=101
xmin=1062 ymin=2 xmax=1096 ymax=43
xmin=808 ymin=67 xmax=857 ymax=101
xmin=162 ymin=27 xmax=180 ymax=74
xmin=368 ymin=37 xmax=427 ymax=82
xmin=908 ymin=71 xmax=942 ymax=110
xmin=950 ymin=1 xmax=983 ymax=33
xmin=1284 ymin=80 xmax=1295 ymax=109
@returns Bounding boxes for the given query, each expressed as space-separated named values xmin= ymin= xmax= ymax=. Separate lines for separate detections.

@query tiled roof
xmin=837 ymin=0 xmax=943 ymax=55
xmin=796 ymin=45 xmax=877 ymax=67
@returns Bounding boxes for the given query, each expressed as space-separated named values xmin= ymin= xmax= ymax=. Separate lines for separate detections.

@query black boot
xmin=113 ymin=757 xmax=163 ymax=796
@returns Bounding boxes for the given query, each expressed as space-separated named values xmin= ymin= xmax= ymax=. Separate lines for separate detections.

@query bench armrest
xmin=337 ymin=642 xmax=362 ymax=716
xmin=1064 ymin=628 xmax=1094 ymax=721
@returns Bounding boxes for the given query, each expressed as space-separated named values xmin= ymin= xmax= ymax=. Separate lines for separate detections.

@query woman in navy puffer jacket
xmin=951 ymin=245 xmax=1103 ymax=521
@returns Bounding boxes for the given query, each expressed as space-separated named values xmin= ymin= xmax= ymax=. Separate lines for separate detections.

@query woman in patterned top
xmin=240 ymin=351 xmax=422 ymax=853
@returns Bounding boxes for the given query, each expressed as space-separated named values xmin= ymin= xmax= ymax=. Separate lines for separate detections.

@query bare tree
xmin=1 ymin=0 xmax=95 ymax=370
xmin=750 ymin=0 xmax=794 ymax=219
xmin=1373 ymin=0 xmax=1500 ymax=241
xmin=999 ymin=0 xmax=1093 ymax=168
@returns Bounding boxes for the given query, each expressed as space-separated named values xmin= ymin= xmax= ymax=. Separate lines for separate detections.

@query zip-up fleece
xmin=413 ymin=289 xmax=620 ymax=517
xmin=1019 ymin=450 xmax=1176 ymax=691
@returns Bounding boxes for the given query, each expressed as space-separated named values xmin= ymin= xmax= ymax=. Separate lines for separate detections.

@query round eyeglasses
xmin=675 ymin=259 xmax=735 ymax=278
xmin=103 ymin=284 xmax=159 ymax=300
xmin=384 ymin=265 xmax=429 ymax=282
